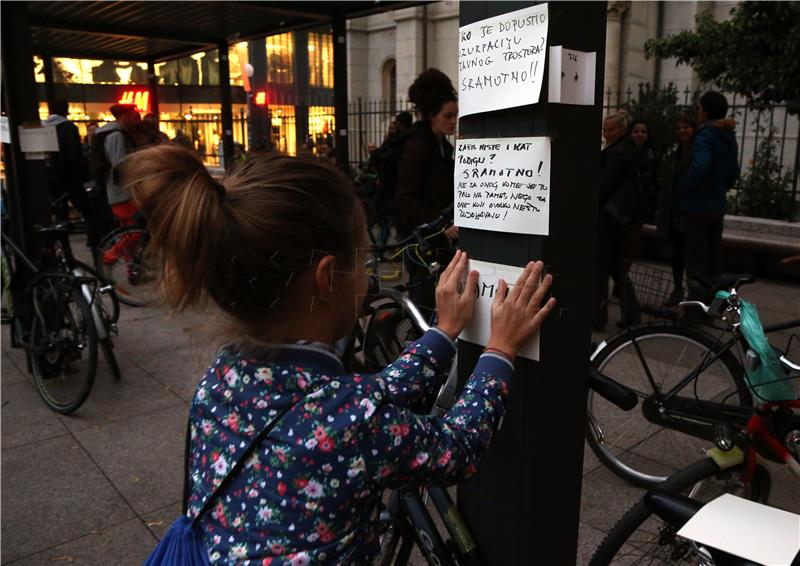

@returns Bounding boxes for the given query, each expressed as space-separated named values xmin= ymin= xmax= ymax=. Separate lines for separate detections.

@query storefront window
xmin=48 ymin=58 xmax=148 ymax=84
xmin=155 ymin=50 xmax=220 ymax=86
xmin=229 ymin=42 xmax=249 ymax=87
xmin=33 ymin=56 xmax=45 ymax=83
xmin=266 ymin=33 xmax=294 ymax=84
xmin=308 ymin=33 xmax=333 ymax=88
xmin=269 ymin=105 xmax=296 ymax=155
xmin=308 ymin=106 xmax=335 ymax=156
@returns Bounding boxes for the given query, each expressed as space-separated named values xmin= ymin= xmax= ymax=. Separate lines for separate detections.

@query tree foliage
xmin=645 ymin=2 xmax=800 ymax=113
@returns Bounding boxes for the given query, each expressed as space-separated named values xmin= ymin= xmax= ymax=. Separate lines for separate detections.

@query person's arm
xmin=104 ymin=131 xmax=128 ymax=168
xmin=374 ymin=328 xmax=456 ymax=407
xmin=394 ymin=136 xmax=439 ymax=225
xmin=598 ymin=145 xmax=629 ymax=203
xmin=364 ymin=352 xmax=514 ymax=487
xmin=679 ymin=130 xmax=712 ymax=193
xmin=63 ymin=123 xmax=88 ymax=184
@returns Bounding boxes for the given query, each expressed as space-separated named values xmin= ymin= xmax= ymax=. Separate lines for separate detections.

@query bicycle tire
xmin=95 ymin=226 xmax=160 ymax=308
xmin=587 ymin=323 xmax=750 ymax=487
xmin=29 ymin=280 xmax=98 ymax=414
xmin=100 ymin=336 xmax=121 ymax=381
xmin=589 ymin=456 xmax=771 ymax=565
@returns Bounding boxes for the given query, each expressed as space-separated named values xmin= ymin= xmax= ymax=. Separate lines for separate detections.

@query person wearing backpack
xmin=394 ymin=69 xmax=459 ymax=313
xmin=679 ymin=91 xmax=739 ymax=303
xmin=125 ymin=145 xmax=557 ymax=565
xmin=42 ymin=100 xmax=104 ymax=253
xmin=91 ymin=104 xmax=145 ymax=264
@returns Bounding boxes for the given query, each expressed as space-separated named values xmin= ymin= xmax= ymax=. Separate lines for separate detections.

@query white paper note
xmin=0 ymin=116 xmax=10 ymax=144
xmin=547 ymin=46 xmax=597 ymax=106
xmin=18 ymin=125 xmax=58 ymax=153
xmin=459 ymin=259 xmax=540 ymax=361
xmin=454 ymin=137 xmax=551 ymax=235
xmin=677 ymin=494 xmax=800 ymax=565
xmin=458 ymin=4 xmax=549 ymax=116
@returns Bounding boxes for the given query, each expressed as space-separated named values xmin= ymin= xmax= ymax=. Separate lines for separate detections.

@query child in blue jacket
xmin=124 ymin=146 xmax=555 ymax=565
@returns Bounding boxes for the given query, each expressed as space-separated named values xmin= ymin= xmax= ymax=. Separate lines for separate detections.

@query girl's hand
xmin=486 ymin=261 xmax=555 ymax=359
xmin=435 ymin=250 xmax=478 ymax=340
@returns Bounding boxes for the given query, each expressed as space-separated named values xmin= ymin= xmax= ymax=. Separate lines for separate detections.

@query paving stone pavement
xmin=2 ymin=261 xmax=798 ymax=565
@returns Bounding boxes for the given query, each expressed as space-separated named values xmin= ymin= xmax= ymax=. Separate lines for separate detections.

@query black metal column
xmin=218 ymin=40 xmax=234 ymax=170
xmin=294 ymin=30 xmax=310 ymax=152
xmin=332 ymin=14 xmax=349 ymax=170
xmin=455 ymin=3 xmax=607 ymax=564
xmin=1 ymin=1 xmax=51 ymax=256
xmin=147 ymin=60 xmax=160 ymax=117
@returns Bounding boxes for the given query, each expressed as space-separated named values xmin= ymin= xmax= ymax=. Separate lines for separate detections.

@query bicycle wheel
xmin=589 ymin=456 xmax=770 ymax=565
xmin=29 ymin=279 xmax=98 ymax=414
xmin=99 ymin=336 xmax=121 ymax=380
xmin=73 ymin=260 xmax=120 ymax=325
xmin=95 ymin=226 xmax=160 ymax=307
xmin=587 ymin=323 xmax=750 ymax=487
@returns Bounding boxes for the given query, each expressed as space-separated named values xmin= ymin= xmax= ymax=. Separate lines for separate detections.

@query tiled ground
xmin=2 ymin=256 xmax=798 ymax=565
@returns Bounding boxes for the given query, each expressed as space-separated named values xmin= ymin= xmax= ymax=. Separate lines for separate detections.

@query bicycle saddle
xmin=37 ymin=222 xmax=74 ymax=239
xmin=713 ymin=274 xmax=756 ymax=293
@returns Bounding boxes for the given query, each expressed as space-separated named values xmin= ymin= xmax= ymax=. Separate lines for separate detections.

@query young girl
xmin=125 ymin=146 xmax=555 ymax=565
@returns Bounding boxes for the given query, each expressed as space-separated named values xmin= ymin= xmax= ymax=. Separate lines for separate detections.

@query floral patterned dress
xmin=187 ymin=328 xmax=514 ymax=565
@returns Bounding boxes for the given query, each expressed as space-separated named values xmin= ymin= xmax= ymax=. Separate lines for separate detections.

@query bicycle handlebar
xmin=371 ymin=204 xmax=454 ymax=255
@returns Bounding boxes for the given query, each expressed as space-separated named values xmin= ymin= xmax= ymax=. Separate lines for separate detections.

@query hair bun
xmin=408 ymin=68 xmax=457 ymax=117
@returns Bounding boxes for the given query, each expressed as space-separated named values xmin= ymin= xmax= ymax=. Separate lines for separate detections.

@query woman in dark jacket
xmin=394 ymin=68 xmax=459 ymax=312
xmin=656 ymin=114 xmax=697 ymax=305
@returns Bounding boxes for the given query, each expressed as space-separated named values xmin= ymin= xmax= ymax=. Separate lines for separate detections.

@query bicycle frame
xmin=743 ymin=399 xmax=800 ymax=483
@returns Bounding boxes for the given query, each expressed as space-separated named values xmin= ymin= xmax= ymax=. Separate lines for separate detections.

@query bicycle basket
xmin=362 ymin=301 xmax=424 ymax=373
xmin=624 ymin=263 xmax=679 ymax=319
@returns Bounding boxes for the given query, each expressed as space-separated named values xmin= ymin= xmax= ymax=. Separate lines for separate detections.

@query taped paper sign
xmin=0 ymin=116 xmax=10 ymax=144
xmin=458 ymin=3 xmax=548 ymax=116
xmin=459 ymin=259 xmax=540 ymax=361
xmin=18 ymin=125 xmax=58 ymax=153
xmin=548 ymin=46 xmax=597 ymax=106
xmin=454 ymin=136 xmax=551 ymax=235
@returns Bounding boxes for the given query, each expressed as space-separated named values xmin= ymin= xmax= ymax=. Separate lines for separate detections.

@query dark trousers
xmin=52 ymin=182 xmax=116 ymax=255
xmin=669 ymin=228 xmax=685 ymax=291
xmin=683 ymin=212 xmax=724 ymax=301
xmin=595 ymin=214 xmax=641 ymax=328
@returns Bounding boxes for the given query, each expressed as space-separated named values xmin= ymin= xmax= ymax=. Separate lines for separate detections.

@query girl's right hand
xmin=485 ymin=261 xmax=555 ymax=359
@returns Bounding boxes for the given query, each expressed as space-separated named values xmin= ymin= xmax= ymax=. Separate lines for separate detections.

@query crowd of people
xmin=593 ymin=90 xmax=739 ymax=330
xmin=37 ymin=71 xmax=741 ymax=565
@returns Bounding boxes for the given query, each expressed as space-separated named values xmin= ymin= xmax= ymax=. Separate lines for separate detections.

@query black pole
xmin=42 ymin=54 xmax=56 ymax=114
xmin=332 ymin=14 xmax=349 ymax=170
xmin=147 ymin=60 xmax=160 ymax=118
xmin=218 ymin=41 xmax=234 ymax=170
xmin=455 ymin=2 xmax=607 ymax=564
xmin=1 ymin=1 xmax=51 ymax=255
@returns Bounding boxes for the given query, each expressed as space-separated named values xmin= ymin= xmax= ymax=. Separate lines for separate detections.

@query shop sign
xmin=118 ymin=89 xmax=150 ymax=113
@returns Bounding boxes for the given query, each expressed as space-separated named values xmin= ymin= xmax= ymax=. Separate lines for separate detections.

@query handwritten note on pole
xmin=454 ymin=136 xmax=551 ymax=235
xmin=460 ymin=259 xmax=541 ymax=361
xmin=458 ymin=3 xmax=549 ymax=116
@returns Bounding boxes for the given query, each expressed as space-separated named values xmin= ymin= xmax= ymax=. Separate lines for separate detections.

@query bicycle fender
xmin=705 ymin=446 xmax=745 ymax=470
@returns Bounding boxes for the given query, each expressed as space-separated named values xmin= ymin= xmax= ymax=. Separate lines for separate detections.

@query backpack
xmin=362 ymin=132 xmax=412 ymax=216
xmin=89 ymin=128 xmax=130 ymax=188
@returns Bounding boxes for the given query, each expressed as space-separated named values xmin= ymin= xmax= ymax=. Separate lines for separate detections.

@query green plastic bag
xmin=716 ymin=291 xmax=796 ymax=402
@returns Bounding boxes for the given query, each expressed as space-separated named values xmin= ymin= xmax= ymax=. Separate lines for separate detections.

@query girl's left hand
xmin=435 ymin=250 xmax=478 ymax=340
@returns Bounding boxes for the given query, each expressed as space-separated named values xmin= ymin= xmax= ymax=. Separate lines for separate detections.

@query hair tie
xmin=212 ymin=180 xmax=226 ymax=201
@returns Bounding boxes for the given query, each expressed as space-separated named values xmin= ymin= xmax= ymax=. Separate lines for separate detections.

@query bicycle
xmin=586 ymin=272 xmax=800 ymax=488
xmin=94 ymin=213 xmax=161 ymax=308
xmin=589 ymin=370 xmax=799 ymax=565
xmin=2 ymin=220 xmax=121 ymax=412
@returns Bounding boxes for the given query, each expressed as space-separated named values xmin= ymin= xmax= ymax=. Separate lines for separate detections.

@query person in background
xmin=623 ymin=119 xmax=659 ymax=274
xmin=656 ymin=114 xmax=697 ymax=306
xmin=679 ymin=91 xmax=739 ymax=304
xmin=394 ymin=68 xmax=459 ymax=313
xmin=92 ymin=104 xmax=144 ymax=264
xmin=594 ymin=110 xmax=641 ymax=330
xmin=172 ymin=129 xmax=193 ymax=150
xmin=42 ymin=100 xmax=104 ymax=253
xmin=82 ymin=121 xmax=99 ymax=161
xmin=395 ymin=111 xmax=413 ymax=135
xmin=142 ymin=113 xmax=169 ymax=145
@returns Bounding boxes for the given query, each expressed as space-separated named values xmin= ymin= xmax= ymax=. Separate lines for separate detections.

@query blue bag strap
xmin=183 ymin=397 xmax=301 ymax=528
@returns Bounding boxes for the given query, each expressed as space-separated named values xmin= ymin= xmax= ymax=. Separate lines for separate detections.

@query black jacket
xmin=394 ymin=121 xmax=454 ymax=232
xmin=43 ymin=114 xmax=88 ymax=191
xmin=599 ymin=135 xmax=640 ymax=227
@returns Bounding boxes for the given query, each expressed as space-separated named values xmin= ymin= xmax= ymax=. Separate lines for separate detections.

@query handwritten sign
xmin=460 ymin=259 xmax=541 ymax=361
xmin=547 ymin=46 xmax=597 ymax=106
xmin=0 ymin=116 xmax=9 ymax=144
xmin=454 ymin=136 xmax=551 ymax=235
xmin=458 ymin=3 xmax=549 ymax=116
